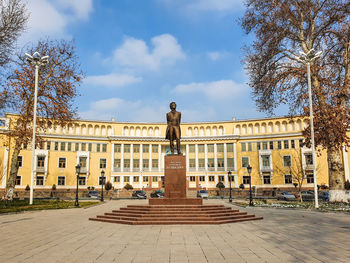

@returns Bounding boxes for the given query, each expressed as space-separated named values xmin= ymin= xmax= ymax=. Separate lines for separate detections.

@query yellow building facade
xmin=1 ymin=113 xmax=349 ymax=192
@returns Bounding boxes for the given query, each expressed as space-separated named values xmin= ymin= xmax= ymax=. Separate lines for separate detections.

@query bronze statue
xmin=165 ymin=102 xmax=181 ymax=154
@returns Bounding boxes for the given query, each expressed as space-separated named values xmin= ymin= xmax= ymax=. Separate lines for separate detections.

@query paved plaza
xmin=0 ymin=200 xmax=350 ymax=263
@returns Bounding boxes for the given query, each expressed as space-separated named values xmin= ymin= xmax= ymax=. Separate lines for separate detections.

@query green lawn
xmin=0 ymin=200 xmax=100 ymax=214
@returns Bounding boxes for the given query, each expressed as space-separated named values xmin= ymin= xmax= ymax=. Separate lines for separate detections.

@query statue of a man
xmin=165 ymin=102 xmax=181 ymax=154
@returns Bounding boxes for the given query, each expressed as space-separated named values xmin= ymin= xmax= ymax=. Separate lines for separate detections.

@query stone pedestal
xmin=149 ymin=155 xmax=202 ymax=205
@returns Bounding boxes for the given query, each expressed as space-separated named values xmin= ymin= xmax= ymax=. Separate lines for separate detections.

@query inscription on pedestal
xmin=164 ymin=155 xmax=186 ymax=199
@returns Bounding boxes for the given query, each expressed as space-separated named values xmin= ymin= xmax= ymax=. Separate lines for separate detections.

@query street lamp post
xmin=75 ymin=164 xmax=81 ymax=206
xmin=100 ymin=170 xmax=105 ymax=202
xmin=247 ymin=164 xmax=253 ymax=206
xmin=296 ymin=49 xmax=322 ymax=208
xmin=228 ymin=171 xmax=232 ymax=203
xmin=25 ymin=52 xmax=49 ymax=205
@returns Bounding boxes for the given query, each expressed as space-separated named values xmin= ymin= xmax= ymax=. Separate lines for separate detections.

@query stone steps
xmin=89 ymin=204 xmax=263 ymax=225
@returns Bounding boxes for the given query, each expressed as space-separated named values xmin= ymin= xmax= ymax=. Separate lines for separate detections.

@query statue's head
xmin=170 ymin=102 xmax=176 ymax=110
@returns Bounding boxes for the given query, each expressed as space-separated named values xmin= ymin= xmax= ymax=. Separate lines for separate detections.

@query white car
xmin=197 ymin=190 xmax=209 ymax=199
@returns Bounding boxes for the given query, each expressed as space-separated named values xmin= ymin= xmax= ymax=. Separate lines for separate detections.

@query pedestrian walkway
xmin=0 ymin=199 xmax=349 ymax=263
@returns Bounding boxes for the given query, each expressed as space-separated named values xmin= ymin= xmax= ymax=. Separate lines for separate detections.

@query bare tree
xmin=241 ymin=0 xmax=350 ymax=202
xmin=3 ymin=39 xmax=84 ymax=200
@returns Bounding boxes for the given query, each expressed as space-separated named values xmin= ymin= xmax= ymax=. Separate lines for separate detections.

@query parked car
xmin=318 ymin=191 xmax=329 ymax=202
xmin=277 ymin=191 xmax=296 ymax=201
xmin=197 ymin=190 xmax=209 ymax=199
xmin=150 ymin=190 xmax=164 ymax=198
xmin=88 ymin=190 xmax=99 ymax=198
xmin=301 ymin=191 xmax=314 ymax=201
xmin=132 ymin=190 xmax=147 ymax=199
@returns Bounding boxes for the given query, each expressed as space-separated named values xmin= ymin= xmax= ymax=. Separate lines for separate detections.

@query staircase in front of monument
xmin=89 ymin=204 xmax=263 ymax=225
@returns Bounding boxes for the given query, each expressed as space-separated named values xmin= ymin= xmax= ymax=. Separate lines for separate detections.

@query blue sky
xmin=21 ymin=0 xmax=283 ymax=123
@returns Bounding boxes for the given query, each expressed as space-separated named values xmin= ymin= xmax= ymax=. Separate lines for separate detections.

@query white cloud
xmin=113 ymin=34 xmax=186 ymax=71
xmin=85 ymin=73 xmax=142 ymax=88
xmin=173 ymin=80 xmax=245 ymax=100
xmin=23 ymin=0 xmax=93 ymax=40
xmin=207 ymin=51 xmax=231 ymax=61
xmin=80 ymin=98 xmax=169 ymax=122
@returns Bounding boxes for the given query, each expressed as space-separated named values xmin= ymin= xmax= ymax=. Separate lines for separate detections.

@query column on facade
xmin=130 ymin=144 xmax=133 ymax=172
xmin=130 ymin=174 xmax=134 ymax=187
xmin=204 ymin=144 xmax=208 ymax=171
xmin=224 ymin=143 xmax=227 ymax=171
xmin=121 ymin=144 xmax=124 ymax=172
xmin=233 ymin=142 xmax=238 ymax=188
xmin=140 ymin=144 xmax=143 ymax=172
xmin=205 ymin=173 xmax=209 ymax=189
xmin=195 ymin=144 xmax=199 ymax=171
xmin=1 ymin=148 xmax=9 ymax=188
xmin=214 ymin=143 xmax=218 ymax=171
xmin=149 ymin=143 xmax=152 ymax=172
xmin=343 ymin=146 xmax=350 ymax=181
xmin=158 ymin=144 xmax=161 ymax=172
xmin=186 ymin=144 xmax=189 ymax=172
xmin=111 ymin=142 xmax=115 ymax=175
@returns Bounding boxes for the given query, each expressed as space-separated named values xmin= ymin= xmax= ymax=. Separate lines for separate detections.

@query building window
xmin=143 ymin=159 xmax=149 ymax=169
xmin=305 ymin=154 xmax=313 ymax=165
xmin=114 ymin=144 xmax=121 ymax=153
xmin=190 ymin=176 xmax=196 ymax=182
xmin=207 ymin=144 xmax=214 ymax=152
xmin=47 ymin=142 xmax=51 ymax=150
xmin=133 ymin=176 xmax=139 ymax=182
xmin=218 ymin=175 xmax=224 ymax=182
xmin=257 ymin=142 xmax=261 ymax=150
xmin=114 ymin=176 xmax=120 ymax=182
xmin=96 ymin=144 xmax=101 ymax=152
xmin=36 ymin=176 xmax=44 ymax=185
xmin=208 ymin=158 xmax=214 ymax=169
xmin=284 ymin=174 xmax=292 ymax=184
xmin=15 ymin=176 xmax=21 ymax=185
xmin=269 ymin=141 xmax=274 ymax=150
xmin=133 ymin=144 xmax=140 ymax=153
xmin=263 ymin=175 xmax=271 ymax=184
xmin=143 ymin=145 xmax=149 ymax=153
xmin=17 ymin=156 xmax=23 ymax=167
xmin=283 ymin=156 xmax=291 ymax=167
xmin=198 ymin=159 xmax=205 ymax=169
xmin=132 ymin=159 xmax=139 ymax=169
xmin=58 ymin=157 xmax=66 ymax=168
xmin=152 ymin=159 xmax=158 ymax=168
xmin=199 ymin=176 xmax=205 ymax=182
xmin=227 ymin=144 xmax=233 ymax=152
xmin=291 ymin=140 xmax=295 ymax=149
xmin=241 ymin=157 xmax=249 ymax=168
xmin=55 ymin=142 xmax=59 ymax=151
xmin=307 ymin=173 xmax=314 ymax=184
xmin=67 ymin=142 xmax=72 ymax=151
xmin=81 ymin=143 xmax=86 ymax=151
xmin=124 ymin=176 xmax=130 ymax=183
xmin=227 ymin=158 xmax=234 ymax=169
xmin=189 ymin=159 xmax=195 ymax=168
xmin=278 ymin=141 xmax=282 ymax=150
xmin=299 ymin=139 xmax=304 ymax=148
xmin=152 ymin=145 xmax=158 ymax=153
xmin=58 ymin=176 xmax=65 ymax=186
xmin=243 ymin=176 xmax=250 ymax=184
xmin=228 ymin=175 xmax=234 ymax=182
xmin=114 ymin=159 xmax=121 ymax=168
xmin=124 ymin=159 xmax=130 ymax=169
xmin=198 ymin=144 xmax=204 ymax=152
xmin=102 ymin=144 xmax=107 ymax=152
xmin=241 ymin=142 xmax=246 ymax=152
xmin=152 ymin=176 xmax=158 ymax=182
xmin=98 ymin=176 xmax=105 ymax=186
xmin=248 ymin=142 xmax=252 ymax=152
xmin=189 ymin=145 xmax=195 ymax=153
xmin=60 ymin=142 xmax=66 ymax=151
xmin=37 ymin=156 xmax=45 ymax=167
xmin=284 ymin=140 xmax=289 ymax=149
xmin=217 ymin=158 xmax=224 ymax=168
xmin=262 ymin=141 xmax=268 ymax=150
xmin=209 ymin=176 xmax=215 ymax=182
xmin=79 ymin=177 xmax=86 ymax=185
xmin=143 ymin=176 xmax=149 ymax=182
xmin=79 ymin=157 xmax=87 ymax=168
xmin=75 ymin=143 xmax=79 ymax=151
xmin=88 ymin=143 xmax=92 ymax=152
xmin=99 ymin=158 xmax=107 ymax=169
xmin=217 ymin=144 xmax=224 ymax=152
xmin=262 ymin=155 xmax=270 ymax=167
